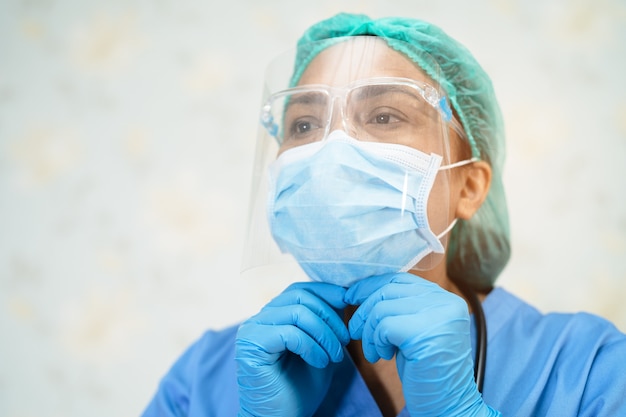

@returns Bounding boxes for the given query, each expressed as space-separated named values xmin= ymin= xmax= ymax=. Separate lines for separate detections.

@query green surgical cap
xmin=293 ymin=13 xmax=510 ymax=290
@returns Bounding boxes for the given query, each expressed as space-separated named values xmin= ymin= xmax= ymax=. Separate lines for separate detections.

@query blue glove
xmin=235 ymin=282 xmax=350 ymax=417
xmin=345 ymin=273 xmax=501 ymax=417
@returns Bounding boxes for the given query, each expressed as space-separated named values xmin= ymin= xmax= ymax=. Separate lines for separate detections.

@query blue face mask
xmin=267 ymin=130 xmax=457 ymax=287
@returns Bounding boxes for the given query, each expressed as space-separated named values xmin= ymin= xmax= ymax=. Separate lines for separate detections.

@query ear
xmin=455 ymin=160 xmax=492 ymax=220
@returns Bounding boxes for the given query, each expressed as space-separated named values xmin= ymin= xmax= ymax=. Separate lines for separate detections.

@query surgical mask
xmin=267 ymin=130 xmax=471 ymax=287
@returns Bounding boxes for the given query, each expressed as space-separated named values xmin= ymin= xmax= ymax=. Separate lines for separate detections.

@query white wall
xmin=1 ymin=1 xmax=625 ymax=416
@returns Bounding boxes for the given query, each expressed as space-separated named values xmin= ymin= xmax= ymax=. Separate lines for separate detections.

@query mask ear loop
xmin=436 ymin=218 xmax=457 ymax=239
xmin=439 ymin=157 xmax=479 ymax=171
xmin=403 ymin=155 xmax=468 ymax=217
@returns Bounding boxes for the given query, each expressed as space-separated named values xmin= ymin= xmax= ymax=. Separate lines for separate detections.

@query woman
xmin=142 ymin=13 xmax=626 ymax=417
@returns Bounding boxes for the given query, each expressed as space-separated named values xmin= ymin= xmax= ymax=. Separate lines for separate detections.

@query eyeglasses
xmin=260 ymin=77 xmax=466 ymax=151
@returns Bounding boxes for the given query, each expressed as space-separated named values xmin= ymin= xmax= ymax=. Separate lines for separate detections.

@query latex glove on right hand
xmin=235 ymin=282 xmax=350 ymax=417
xmin=345 ymin=273 xmax=501 ymax=417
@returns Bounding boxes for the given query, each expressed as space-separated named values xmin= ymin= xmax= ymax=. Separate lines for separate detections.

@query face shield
xmin=242 ymin=36 xmax=468 ymax=286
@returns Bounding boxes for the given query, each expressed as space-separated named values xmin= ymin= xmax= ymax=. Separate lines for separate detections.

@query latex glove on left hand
xmin=345 ymin=273 xmax=500 ymax=417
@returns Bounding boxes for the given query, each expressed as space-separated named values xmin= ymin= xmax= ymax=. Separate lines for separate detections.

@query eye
xmin=367 ymin=110 xmax=402 ymax=125
xmin=294 ymin=120 xmax=315 ymax=134
xmin=290 ymin=118 xmax=323 ymax=135
xmin=372 ymin=113 xmax=392 ymax=124
xmin=284 ymin=116 xmax=324 ymax=144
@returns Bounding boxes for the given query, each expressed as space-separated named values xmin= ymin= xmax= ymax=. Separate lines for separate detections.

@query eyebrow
xmin=284 ymin=91 xmax=329 ymax=108
xmin=351 ymin=84 xmax=422 ymax=102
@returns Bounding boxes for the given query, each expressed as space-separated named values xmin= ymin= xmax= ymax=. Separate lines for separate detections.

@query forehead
xmin=298 ymin=37 xmax=433 ymax=87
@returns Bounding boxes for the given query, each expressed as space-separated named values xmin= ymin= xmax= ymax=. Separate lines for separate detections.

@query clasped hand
xmin=235 ymin=273 xmax=499 ymax=417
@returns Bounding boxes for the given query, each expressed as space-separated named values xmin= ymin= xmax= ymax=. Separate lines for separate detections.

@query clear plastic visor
xmin=242 ymin=37 xmax=463 ymax=284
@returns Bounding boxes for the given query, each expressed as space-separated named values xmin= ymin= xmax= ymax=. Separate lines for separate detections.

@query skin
xmin=297 ymin=37 xmax=492 ymax=416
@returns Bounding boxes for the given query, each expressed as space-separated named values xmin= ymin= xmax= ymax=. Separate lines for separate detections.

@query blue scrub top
xmin=141 ymin=288 xmax=626 ymax=416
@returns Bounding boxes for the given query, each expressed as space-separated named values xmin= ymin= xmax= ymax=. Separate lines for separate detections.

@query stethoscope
xmin=455 ymin=279 xmax=487 ymax=393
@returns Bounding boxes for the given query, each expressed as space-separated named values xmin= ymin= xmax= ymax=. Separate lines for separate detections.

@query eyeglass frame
xmin=260 ymin=76 xmax=468 ymax=146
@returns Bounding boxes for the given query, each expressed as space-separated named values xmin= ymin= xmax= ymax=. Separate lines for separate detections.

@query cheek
xmin=426 ymin=166 xmax=467 ymax=233
xmin=426 ymin=173 xmax=452 ymax=234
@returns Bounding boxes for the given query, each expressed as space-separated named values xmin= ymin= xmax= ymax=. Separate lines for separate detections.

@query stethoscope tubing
xmin=455 ymin=279 xmax=487 ymax=393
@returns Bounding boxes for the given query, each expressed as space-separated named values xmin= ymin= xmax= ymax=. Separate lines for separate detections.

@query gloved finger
xmin=348 ymin=278 xmax=440 ymax=339
xmin=344 ymin=273 xmax=425 ymax=305
xmin=359 ymin=298 xmax=418 ymax=362
xmin=250 ymin=304 xmax=346 ymax=362
xmin=360 ymin=295 xmax=470 ymax=361
xmin=348 ymin=283 xmax=420 ymax=338
xmin=284 ymin=281 xmax=349 ymax=310
xmin=266 ymin=287 xmax=350 ymax=345
xmin=362 ymin=316 xmax=402 ymax=363
xmin=236 ymin=322 xmax=332 ymax=368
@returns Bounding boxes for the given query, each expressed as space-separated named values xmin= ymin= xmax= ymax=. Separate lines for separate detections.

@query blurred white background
xmin=1 ymin=1 xmax=625 ymax=416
